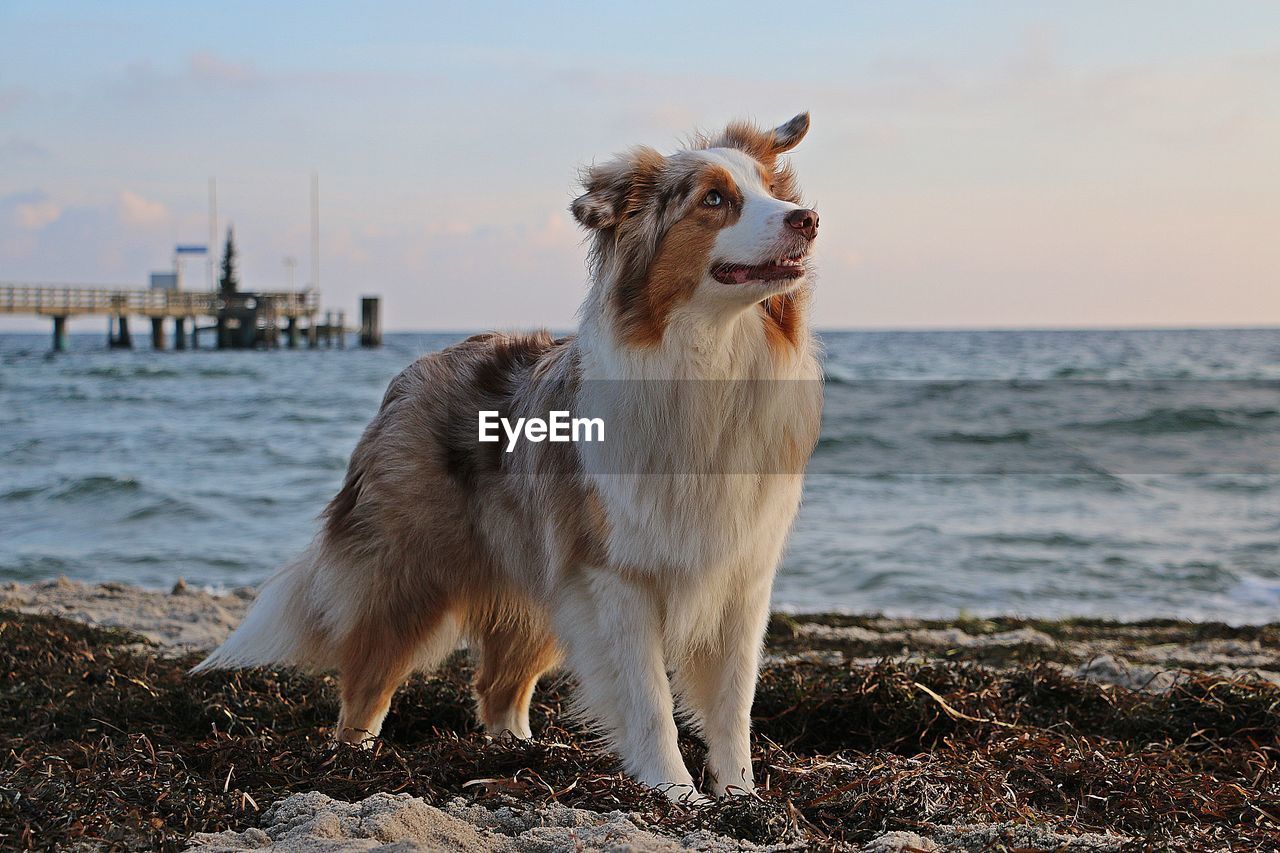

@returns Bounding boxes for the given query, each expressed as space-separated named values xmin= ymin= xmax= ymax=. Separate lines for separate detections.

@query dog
xmin=194 ymin=113 xmax=823 ymax=800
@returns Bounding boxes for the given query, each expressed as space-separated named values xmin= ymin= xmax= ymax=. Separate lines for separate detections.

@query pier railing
xmin=0 ymin=283 xmax=319 ymax=318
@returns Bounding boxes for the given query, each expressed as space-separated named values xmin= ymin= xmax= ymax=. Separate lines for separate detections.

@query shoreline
xmin=3 ymin=579 xmax=1277 ymax=850
xmin=5 ymin=578 xmax=1276 ymax=687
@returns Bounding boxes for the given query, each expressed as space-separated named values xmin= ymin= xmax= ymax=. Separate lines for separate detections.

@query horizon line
xmin=4 ymin=323 xmax=1278 ymax=335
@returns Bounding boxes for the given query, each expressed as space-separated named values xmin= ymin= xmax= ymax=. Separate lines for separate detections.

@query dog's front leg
xmin=557 ymin=570 xmax=699 ymax=801
xmin=677 ymin=574 xmax=772 ymax=796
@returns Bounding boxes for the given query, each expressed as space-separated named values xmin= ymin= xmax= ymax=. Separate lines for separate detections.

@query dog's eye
xmin=702 ymin=190 xmax=723 ymax=208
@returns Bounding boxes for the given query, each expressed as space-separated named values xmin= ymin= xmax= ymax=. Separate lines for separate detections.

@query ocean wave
xmin=974 ymin=531 xmax=1096 ymax=548
xmin=260 ymin=447 xmax=349 ymax=469
xmin=1 ymin=485 xmax=47 ymax=502
xmin=122 ymin=498 xmax=217 ymax=522
xmin=195 ymin=367 xmax=260 ymax=379
xmin=1051 ymin=366 xmax=1109 ymax=379
xmin=1227 ymin=575 xmax=1280 ymax=607
xmin=814 ymin=433 xmax=894 ymax=451
xmin=0 ymin=554 xmax=76 ymax=579
xmin=1069 ymin=407 xmax=1276 ymax=434
xmin=1197 ymin=477 xmax=1276 ymax=494
xmin=278 ymin=411 xmax=340 ymax=425
xmin=37 ymin=387 xmax=91 ymax=402
xmin=821 ymin=370 xmax=855 ymax=386
xmin=81 ymin=365 xmax=183 ymax=380
xmin=51 ymin=475 xmax=142 ymax=500
xmin=932 ymin=429 xmax=1035 ymax=445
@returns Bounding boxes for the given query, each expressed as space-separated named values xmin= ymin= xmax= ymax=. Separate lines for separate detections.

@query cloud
xmin=2 ymin=190 xmax=62 ymax=230
xmin=0 ymin=136 xmax=49 ymax=160
xmin=117 ymin=191 xmax=168 ymax=227
xmin=0 ymin=190 xmax=177 ymax=285
xmin=105 ymin=52 xmax=265 ymax=104
xmin=188 ymin=52 xmax=261 ymax=86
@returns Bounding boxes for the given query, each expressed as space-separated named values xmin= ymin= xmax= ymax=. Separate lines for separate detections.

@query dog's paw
xmin=713 ymin=782 xmax=756 ymax=798
xmin=706 ymin=768 xmax=756 ymax=798
xmin=655 ymin=782 xmax=710 ymax=806
xmin=333 ymin=727 xmax=378 ymax=749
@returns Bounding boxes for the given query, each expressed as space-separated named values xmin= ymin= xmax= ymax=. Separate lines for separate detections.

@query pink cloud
xmin=188 ymin=52 xmax=261 ymax=86
xmin=14 ymin=197 xmax=61 ymax=230
xmin=117 ymin=191 xmax=168 ymax=227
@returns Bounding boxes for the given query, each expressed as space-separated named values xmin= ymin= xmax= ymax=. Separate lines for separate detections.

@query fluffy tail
xmin=191 ymin=544 xmax=326 ymax=673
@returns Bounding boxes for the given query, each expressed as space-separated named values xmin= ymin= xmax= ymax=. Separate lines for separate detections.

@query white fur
xmin=564 ymin=199 xmax=820 ymax=796
xmin=706 ymin=148 xmax=804 ymax=269
xmin=190 ymin=545 xmax=319 ymax=672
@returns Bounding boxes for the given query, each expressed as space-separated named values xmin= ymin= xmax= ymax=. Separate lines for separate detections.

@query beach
xmin=4 ymin=329 xmax=1278 ymax=850
xmin=3 ymin=579 xmax=1277 ymax=850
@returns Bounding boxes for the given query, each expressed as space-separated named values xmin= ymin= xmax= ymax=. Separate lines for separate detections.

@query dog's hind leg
xmin=335 ymin=599 xmax=459 ymax=745
xmin=472 ymin=617 xmax=562 ymax=739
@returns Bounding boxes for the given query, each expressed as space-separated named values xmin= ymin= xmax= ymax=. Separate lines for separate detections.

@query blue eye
xmin=703 ymin=190 xmax=723 ymax=207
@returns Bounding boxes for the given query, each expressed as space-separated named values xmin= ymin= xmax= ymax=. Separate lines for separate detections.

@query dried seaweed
xmin=1 ymin=610 xmax=1277 ymax=851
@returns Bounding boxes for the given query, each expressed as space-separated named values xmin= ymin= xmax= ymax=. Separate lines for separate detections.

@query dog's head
xmin=572 ymin=113 xmax=817 ymax=349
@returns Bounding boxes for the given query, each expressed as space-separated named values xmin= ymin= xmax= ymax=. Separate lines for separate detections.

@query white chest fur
xmin=576 ymin=310 xmax=822 ymax=579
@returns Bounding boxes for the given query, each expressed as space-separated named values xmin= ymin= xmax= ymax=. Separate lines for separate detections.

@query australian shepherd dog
xmin=195 ymin=113 xmax=823 ymax=800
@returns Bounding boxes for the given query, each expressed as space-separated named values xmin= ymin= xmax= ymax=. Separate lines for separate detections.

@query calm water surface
xmin=1 ymin=329 xmax=1277 ymax=622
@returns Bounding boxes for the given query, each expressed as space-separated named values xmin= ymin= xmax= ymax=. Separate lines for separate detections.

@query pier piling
xmin=109 ymin=315 xmax=133 ymax=349
xmin=150 ymin=317 xmax=166 ymax=350
xmin=174 ymin=317 xmax=187 ymax=350
xmin=360 ymin=297 xmax=381 ymax=347
xmin=52 ymin=316 xmax=67 ymax=352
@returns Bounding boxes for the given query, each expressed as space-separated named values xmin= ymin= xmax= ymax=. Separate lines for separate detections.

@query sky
xmin=2 ymin=1 xmax=1279 ymax=331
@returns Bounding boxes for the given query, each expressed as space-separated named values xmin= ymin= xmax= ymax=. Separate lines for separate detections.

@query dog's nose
xmin=785 ymin=208 xmax=819 ymax=240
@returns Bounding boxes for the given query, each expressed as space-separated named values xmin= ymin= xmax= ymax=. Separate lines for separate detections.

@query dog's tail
xmin=191 ymin=542 xmax=329 ymax=673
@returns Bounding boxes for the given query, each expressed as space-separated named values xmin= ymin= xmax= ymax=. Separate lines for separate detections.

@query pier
xmin=1 ymin=283 xmax=377 ymax=351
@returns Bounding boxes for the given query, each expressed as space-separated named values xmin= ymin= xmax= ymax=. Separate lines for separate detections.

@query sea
xmin=1 ymin=328 xmax=1277 ymax=624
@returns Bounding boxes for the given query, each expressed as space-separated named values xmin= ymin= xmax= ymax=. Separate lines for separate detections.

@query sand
xmin=186 ymin=791 xmax=1127 ymax=852
xmin=1 ymin=576 xmax=252 ymax=651
xmin=8 ymin=579 xmax=1274 ymax=687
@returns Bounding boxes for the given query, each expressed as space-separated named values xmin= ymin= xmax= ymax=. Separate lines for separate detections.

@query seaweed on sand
xmin=1 ymin=610 xmax=1277 ymax=850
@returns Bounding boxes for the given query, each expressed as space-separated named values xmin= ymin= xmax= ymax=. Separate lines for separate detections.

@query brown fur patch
xmin=714 ymin=121 xmax=781 ymax=168
xmin=439 ymin=332 xmax=564 ymax=489
xmin=336 ymin=598 xmax=450 ymax=743
xmin=572 ymin=147 xmax=666 ymax=230
xmin=613 ymin=165 xmax=741 ymax=347
xmin=699 ymin=121 xmax=804 ymax=205
xmin=761 ymin=293 xmax=803 ymax=353
xmin=566 ymin=485 xmax=610 ymax=567
xmin=473 ymin=619 xmax=562 ymax=732
xmin=323 ymin=468 xmax=364 ymax=540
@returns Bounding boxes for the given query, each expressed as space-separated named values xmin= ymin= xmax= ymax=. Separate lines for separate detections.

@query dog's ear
xmin=709 ymin=112 xmax=811 ymax=164
xmin=770 ymin=112 xmax=810 ymax=155
xmin=571 ymin=147 xmax=664 ymax=231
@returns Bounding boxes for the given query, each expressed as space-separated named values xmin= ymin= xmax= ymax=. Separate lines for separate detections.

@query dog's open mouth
xmin=710 ymin=254 xmax=807 ymax=285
